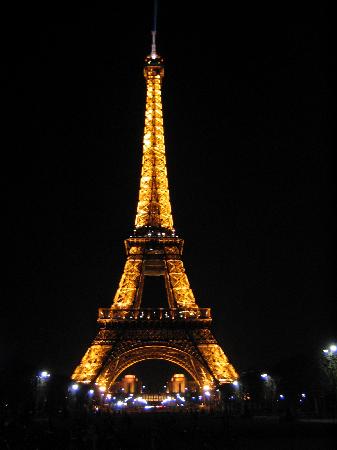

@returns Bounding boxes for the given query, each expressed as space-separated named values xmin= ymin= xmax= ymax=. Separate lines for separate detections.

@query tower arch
xmin=94 ymin=345 xmax=214 ymax=390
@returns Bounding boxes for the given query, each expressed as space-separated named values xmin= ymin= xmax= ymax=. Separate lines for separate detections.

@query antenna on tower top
xmin=150 ymin=0 xmax=158 ymax=59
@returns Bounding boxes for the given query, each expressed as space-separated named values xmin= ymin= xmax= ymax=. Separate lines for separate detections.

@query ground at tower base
xmin=1 ymin=408 xmax=335 ymax=449
xmin=1 ymin=361 xmax=337 ymax=449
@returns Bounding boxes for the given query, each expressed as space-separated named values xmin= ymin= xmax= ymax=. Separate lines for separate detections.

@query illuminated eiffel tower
xmin=72 ymin=30 xmax=238 ymax=391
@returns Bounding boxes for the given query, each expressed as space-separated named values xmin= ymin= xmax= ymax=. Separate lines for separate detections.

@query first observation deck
xmin=98 ymin=307 xmax=211 ymax=324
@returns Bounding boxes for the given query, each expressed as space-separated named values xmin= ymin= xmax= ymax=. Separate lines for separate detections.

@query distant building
xmin=168 ymin=373 xmax=186 ymax=393
xmin=110 ymin=374 xmax=142 ymax=394
xmin=167 ymin=373 xmax=198 ymax=393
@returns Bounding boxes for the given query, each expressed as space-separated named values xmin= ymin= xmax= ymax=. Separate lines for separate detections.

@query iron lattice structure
xmin=72 ymin=47 xmax=238 ymax=391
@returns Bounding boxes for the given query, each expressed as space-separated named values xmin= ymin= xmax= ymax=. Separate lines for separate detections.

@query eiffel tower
xmin=72 ymin=30 xmax=238 ymax=391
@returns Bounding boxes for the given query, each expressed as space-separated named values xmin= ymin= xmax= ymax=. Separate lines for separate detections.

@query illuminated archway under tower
xmin=72 ymin=32 xmax=238 ymax=392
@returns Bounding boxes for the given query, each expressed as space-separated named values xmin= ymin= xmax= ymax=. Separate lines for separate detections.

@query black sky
xmin=1 ymin=3 xmax=334 ymax=377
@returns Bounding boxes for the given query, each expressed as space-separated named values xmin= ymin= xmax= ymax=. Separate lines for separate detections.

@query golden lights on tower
xmin=135 ymin=54 xmax=173 ymax=231
xmin=71 ymin=35 xmax=238 ymax=392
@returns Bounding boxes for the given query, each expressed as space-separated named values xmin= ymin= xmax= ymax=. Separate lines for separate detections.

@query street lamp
xmin=202 ymin=385 xmax=211 ymax=407
xmin=260 ymin=372 xmax=276 ymax=408
xmin=232 ymin=380 xmax=240 ymax=399
xmin=322 ymin=343 xmax=337 ymax=393
xmin=35 ymin=370 xmax=51 ymax=415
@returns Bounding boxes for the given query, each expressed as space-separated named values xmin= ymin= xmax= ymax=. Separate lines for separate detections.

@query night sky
xmin=2 ymin=4 xmax=334 ymax=379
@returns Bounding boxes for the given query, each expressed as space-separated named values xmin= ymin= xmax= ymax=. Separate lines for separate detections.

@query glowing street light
xmin=40 ymin=371 xmax=51 ymax=379
xmin=35 ymin=370 xmax=51 ymax=414
xmin=322 ymin=343 xmax=337 ymax=394
xmin=71 ymin=384 xmax=79 ymax=392
xmin=323 ymin=345 xmax=337 ymax=355
xmin=260 ymin=373 xmax=276 ymax=404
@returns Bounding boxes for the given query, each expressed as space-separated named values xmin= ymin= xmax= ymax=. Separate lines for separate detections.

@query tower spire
xmin=151 ymin=0 xmax=158 ymax=59
xmin=151 ymin=30 xmax=157 ymax=59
